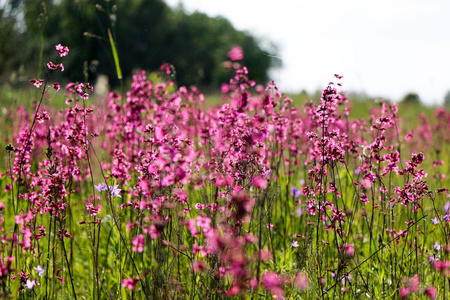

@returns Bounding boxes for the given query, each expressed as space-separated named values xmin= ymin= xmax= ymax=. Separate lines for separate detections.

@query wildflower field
xmin=1 ymin=44 xmax=449 ymax=300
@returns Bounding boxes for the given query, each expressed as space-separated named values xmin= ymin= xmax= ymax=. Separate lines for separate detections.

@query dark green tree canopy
xmin=401 ymin=92 xmax=421 ymax=106
xmin=444 ymin=91 xmax=450 ymax=107
xmin=1 ymin=0 xmax=279 ymax=89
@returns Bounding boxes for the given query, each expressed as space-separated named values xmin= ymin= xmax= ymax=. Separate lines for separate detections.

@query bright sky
xmin=166 ymin=0 xmax=450 ymax=105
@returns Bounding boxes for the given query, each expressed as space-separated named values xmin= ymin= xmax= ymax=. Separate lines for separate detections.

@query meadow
xmin=0 ymin=44 xmax=449 ymax=300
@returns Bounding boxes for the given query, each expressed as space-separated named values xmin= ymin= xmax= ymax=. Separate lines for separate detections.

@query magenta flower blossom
xmin=261 ymin=272 xmax=283 ymax=298
xmin=228 ymin=46 xmax=244 ymax=61
xmin=132 ymin=235 xmax=145 ymax=252
xmin=29 ymin=79 xmax=44 ymax=88
xmin=424 ymin=286 xmax=437 ymax=299
xmin=55 ymin=44 xmax=69 ymax=57
xmin=122 ymin=278 xmax=139 ymax=290
xmin=47 ymin=61 xmax=64 ymax=71
xmin=252 ymin=177 xmax=268 ymax=190
xmin=400 ymin=287 xmax=410 ymax=299
xmin=85 ymin=200 xmax=102 ymax=216
xmin=53 ymin=82 xmax=60 ymax=92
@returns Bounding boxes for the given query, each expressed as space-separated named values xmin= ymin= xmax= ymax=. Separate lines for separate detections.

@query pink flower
xmin=192 ymin=260 xmax=207 ymax=273
xmin=225 ymin=285 xmax=240 ymax=296
xmin=261 ymin=271 xmax=283 ymax=298
xmin=187 ymin=219 xmax=199 ymax=237
xmin=147 ymin=224 xmax=160 ymax=239
xmin=47 ymin=62 xmax=64 ymax=71
xmin=132 ymin=235 xmax=145 ymax=252
xmin=221 ymin=83 xmax=230 ymax=94
xmin=424 ymin=286 xmax=437 ymax=299
xmin=122 ymin=278 xmax=139 ymax=290
xmin=159 ymin=63 xmax=171 ymax=74
xmin=400 ymin=287 xmax=410 ymax=299
xmin=408 ymin=274 xmax=420 ymax=293
xmin=259 ymin=249 xmax=272 ymax=262
xmin=295 ymin=272 xmax=309 ymax=290
xmin=345 ymin=243 xmax=355 ymax=255
xmin=434 ymin=260 xmax=450 ymax=275
xmin=55 ymin=44 xmax=69 ymax=57
xmin=252 ymin=177 xmax=268 ymax=190
xmin=228 ymin=46 xmax=244 ymax=61
xmin=29 ymin=79 xmax=44 ymax=88
xmin=194 ymin=203 xmax=205 ymax=210
xmin=53 ymin=82 xmax=61 ymax=92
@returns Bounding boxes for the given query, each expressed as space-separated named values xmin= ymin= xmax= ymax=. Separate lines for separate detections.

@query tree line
xmin=0 ymin=0 xmax=279 ymax=89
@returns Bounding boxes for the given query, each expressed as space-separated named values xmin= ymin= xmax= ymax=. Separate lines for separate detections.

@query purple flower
xmin=431 ymin=217 xmax=439 ymax=225
xmin=108 ymin=185 xmax=122 ymax=198
xmin=95 ymin=182 xmax=121 ymax=198
xmin=290 ymin=186 xmax=301 ymax=198
xmin=291 ymin=240 xmax=299 ymax=248
xmin=444 ymin=201 xmax=450 ymax=213
xmin=34 ymin=265 xmax=45 ymax=277
xmin=95 ymin=182 xmax=108 ymax=192
xmin=434 ymin=242 xmax=442 ymax=251
xmin=296 ymin=206 xmax=304 ymax=216
xmin=428 ymin=256 xmax=438 ymax=263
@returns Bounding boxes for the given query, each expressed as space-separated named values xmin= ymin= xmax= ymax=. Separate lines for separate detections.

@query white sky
xmin=165 ymin=0 xmax=450 ymax=105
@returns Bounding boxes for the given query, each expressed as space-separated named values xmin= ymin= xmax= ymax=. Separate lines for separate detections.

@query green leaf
xmin=108 ymin=29 xmax=122 ymax=79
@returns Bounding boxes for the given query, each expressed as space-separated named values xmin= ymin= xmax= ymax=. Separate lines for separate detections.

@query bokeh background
xmin=1 ymin=0 xmax=450 ymax=105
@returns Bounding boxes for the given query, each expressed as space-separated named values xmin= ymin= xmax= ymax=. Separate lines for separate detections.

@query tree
xmin=401 ymin=92 xmax=421 ymax=106
xmin=2 ymin=0 xmax=279 ymax=89
xmin=444 ymin=91 xmax=450 ymax=107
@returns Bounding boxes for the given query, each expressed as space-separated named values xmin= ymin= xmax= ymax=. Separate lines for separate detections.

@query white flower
xmin=25 ymin=280 xmax=36 ymax=289
xmin=291 ymin=240 xmax=299 ymax=248
xmin=34 ymin=265 xmax=45 ymax=277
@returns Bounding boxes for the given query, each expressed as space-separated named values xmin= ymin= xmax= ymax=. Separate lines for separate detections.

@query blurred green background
xmin=0 ymin=0 xmax=279 ymax=90
xmin=2 ymin=0 xmax=450 ymax=110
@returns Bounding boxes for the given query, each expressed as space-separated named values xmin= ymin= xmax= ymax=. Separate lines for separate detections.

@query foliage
xmin=401 ymin=92 xmax=421 ymax=106
xmin=0 ymin=0 xmax=278 ymax=89
xmin=444 ymin=90 xmax=450 ymax=107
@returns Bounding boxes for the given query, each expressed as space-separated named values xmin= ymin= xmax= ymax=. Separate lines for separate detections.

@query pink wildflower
xmin=55 ymin=44 xmax=69 ymax=57
xmin=424 ymin=286 xmax=437 ymax=299
xmin=295 ymin=272 xmax=309 ymax=290
xmin=122 ymin=278 xmax=139 ymax=290
xmin=29 ymin=79 xmax=44 ymax=88
xmin=132 ymin=235 xmax=145 ymax=252
xmin=53 ymin=82 xmax=61 ymax=91
xmin=228 ymin=46 xmax=244 ymax=61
